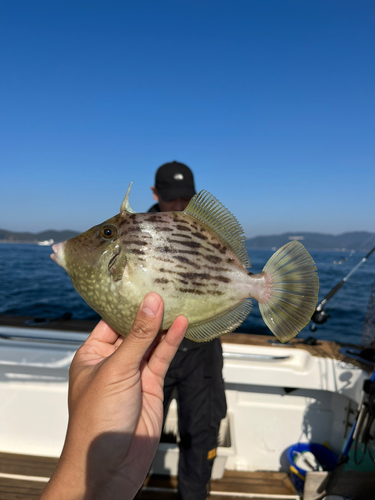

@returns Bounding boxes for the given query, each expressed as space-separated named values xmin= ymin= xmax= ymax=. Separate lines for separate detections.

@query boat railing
xmin=0 ymin=327 xmax=88 ymax=347
xmin=223 ymin=352 xmax=290 ymax=361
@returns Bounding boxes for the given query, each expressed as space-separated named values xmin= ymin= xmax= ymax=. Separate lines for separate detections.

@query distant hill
xmin=245 ymin=231 xmax=375 ymax=252
xmin=0 ymin=229 xmax=80 ymax=244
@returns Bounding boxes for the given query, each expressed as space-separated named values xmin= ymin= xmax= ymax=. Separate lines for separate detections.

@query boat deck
xmin=0 ymin=452 xmax=56 ymax=500
xmin=2 ymin=452 xmax=375 ymax=500
xmin=0 ymin=452 xmax=298 ymax=500
xmin=137 ymin=470 xmax=298 ymax=499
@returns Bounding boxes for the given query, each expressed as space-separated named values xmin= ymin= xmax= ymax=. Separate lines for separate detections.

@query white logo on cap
xmin=174 ymin=173 xmax=184 ymax=181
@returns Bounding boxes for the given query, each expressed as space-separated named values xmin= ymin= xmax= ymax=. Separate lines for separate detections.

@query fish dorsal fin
xmin=120 ymin=182 xmax=136 ymax=214
xmin=184 ymin=190 xmax=251 ymax=268
xmin=185 ymin=299 xmax=252 ymax=342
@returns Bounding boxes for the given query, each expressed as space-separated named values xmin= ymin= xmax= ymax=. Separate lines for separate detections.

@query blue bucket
xmin=287 ymin=443 xmax=338 ymax=495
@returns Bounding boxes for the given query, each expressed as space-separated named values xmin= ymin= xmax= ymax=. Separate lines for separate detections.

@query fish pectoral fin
xmin=108 ymin=248 xmax=127 ymax=282
xmin=185 ymin=299 xmax=252 ymax=342
xmin=184 ymin=190 xmax=251 ymax=268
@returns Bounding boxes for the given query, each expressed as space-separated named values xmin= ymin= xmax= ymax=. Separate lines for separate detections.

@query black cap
xmin=155 ymin=161 xmax=196 ymax=202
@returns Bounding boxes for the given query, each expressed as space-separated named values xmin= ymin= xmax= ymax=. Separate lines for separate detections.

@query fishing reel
xmin=310 ymin=309 xmax=330 ymax=332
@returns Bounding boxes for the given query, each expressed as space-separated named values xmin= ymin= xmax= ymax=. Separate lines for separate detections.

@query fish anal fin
xmin=184 ymin=190 xmax=251 ymax=268
xmin=185 ymin=299 xmax=252 ymax=342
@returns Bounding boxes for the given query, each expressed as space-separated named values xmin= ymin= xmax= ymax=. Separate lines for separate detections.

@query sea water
xmin=0 ymin=243 xmax=374 ymax=346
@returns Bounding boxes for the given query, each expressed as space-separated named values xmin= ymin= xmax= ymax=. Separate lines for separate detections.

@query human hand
xmin=41 ymin=293 xmax=188 ymax=500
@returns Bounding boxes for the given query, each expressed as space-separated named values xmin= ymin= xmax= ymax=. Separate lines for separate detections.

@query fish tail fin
xmin=258 ymin=241 xmax=319 ymax=343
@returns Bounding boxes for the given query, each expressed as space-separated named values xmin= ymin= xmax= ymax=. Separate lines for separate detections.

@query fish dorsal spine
xmin=184 ymin=190 xmax=251 ymax=268
xmin=120 ymin=182 xmax=136 ymax=214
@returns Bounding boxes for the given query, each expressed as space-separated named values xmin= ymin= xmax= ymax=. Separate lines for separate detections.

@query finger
xmin=112 ymin=293 xmax=164 ymax=370
xmin=147 ymin=315 xmax=188 ymax=379
xmin=86 ymin=320 xmax=120 ymax=345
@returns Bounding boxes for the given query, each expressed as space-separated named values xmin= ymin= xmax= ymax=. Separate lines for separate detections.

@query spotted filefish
xmin=51 ymin=184 xmax=319 ymax=343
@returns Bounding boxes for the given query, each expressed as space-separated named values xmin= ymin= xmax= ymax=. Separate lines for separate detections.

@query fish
xmin=51 ymin=184 xmax=319 ymax=343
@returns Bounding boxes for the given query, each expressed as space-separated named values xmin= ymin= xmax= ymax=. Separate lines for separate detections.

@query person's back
xmin=146 ymin=161 xmax=227 ymax=500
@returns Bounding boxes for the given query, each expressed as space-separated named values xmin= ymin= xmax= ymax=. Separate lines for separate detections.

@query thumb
xmin=113 ymin=293 xmax=164 ymax=370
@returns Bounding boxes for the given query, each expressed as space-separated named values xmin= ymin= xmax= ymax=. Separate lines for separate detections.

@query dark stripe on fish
xmin=192 ymin=281 xmax=207 ymax=287
xmin=144 ymin=215 xmax=161 ymax=222
xmin=144 ymin=216 xmax=170 ymax=224
xmin=192 ymin=232 xmax=208 ymax=240
xmin=215 ymin=276 xmax=230 ymax=283
xmin=128 ymin=249 xmax=145 ymax=255
xmin=167 ymin=239 xmax=201 ymax=249
xmin=121 ymin=240 xmax=149 ymax=246
xmin=173 ymin=255 xmax=200 ymax=269
xmin=120 ymin=224 xmax=142 ymax=232
xmin=208 ymin=242 xmax=226 ymax=254
xmin=176 ymin=272 xmax=230 ymax=283
xmin=175 ymin=250 xmax=201 ymax=256
xmin=205 ymin=265 xmax=229 ymax=272
xmin=172 ymin=233 xmax=193 ymax=239
xmin=156 ymin=246 xmax=175 ymax=253
xmin=176 ymin=224 xmax=191 ymax=232
xmin=204 ymin=255 xmax=223 ymax=264
xmin=119 ymin=219 xmax=131 ymax=227
xmin=178 ymin=288 xmax=205 ymax=295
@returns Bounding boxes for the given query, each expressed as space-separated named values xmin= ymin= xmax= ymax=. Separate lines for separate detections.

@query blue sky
xmin=1 ymin=0 xmax=374 ymax=238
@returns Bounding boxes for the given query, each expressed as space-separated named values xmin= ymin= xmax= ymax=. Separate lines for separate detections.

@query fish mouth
xmin=50 ymin=242 xmax=66 ymax=268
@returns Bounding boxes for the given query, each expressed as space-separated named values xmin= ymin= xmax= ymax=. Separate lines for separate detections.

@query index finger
xmin=86 ymin=320 xmax=121 ymax=345
xmin=147 ymin=315 xmax=188 ymax=379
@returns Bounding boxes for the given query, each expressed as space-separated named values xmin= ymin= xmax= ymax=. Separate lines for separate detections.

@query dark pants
xmin=163 ymin=338 xmax=227 ymax=500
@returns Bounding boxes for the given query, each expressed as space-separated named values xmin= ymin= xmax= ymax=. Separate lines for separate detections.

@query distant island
xmin=0 ymin=229 xmax=80 ymax=245
xmin=245 ymin=231 xmax=375 ymax=252
xmin=1 ymin=228 xmax=374 ymax=252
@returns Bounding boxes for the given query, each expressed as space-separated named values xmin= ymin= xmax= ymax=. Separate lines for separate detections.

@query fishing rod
xmin=310 ymin=245 xmax=375 ymax=332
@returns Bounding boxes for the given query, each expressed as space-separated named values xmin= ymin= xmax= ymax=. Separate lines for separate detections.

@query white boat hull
xmin=0 ymin=326 xmax=368 ymax=482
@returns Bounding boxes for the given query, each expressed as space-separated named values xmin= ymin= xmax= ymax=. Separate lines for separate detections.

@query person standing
xmin=147 ymin=161 xmax=227 ymax=500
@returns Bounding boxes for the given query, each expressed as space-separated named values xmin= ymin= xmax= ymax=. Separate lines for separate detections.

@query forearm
xmin=40 ymin=430 xmax=88 ymax=500
xmin=41 ymin=458 xmax=142 ymax=500
xmin=39 ymin=298 xmax=187 ymax=500
xmin=40 ymin=429 xmax=144 ymax=500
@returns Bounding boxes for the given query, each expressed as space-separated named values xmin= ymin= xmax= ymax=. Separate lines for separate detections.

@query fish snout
xmin=50 ymin=242 xmax=66 ymax=268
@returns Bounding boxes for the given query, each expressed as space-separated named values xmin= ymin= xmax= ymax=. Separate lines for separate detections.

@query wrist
xmin=41 ymin=434 xmax=138 ymax=500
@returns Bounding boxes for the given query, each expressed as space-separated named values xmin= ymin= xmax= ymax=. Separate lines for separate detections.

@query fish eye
xmin=100 ymin=225 xmax=118 ymax=241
